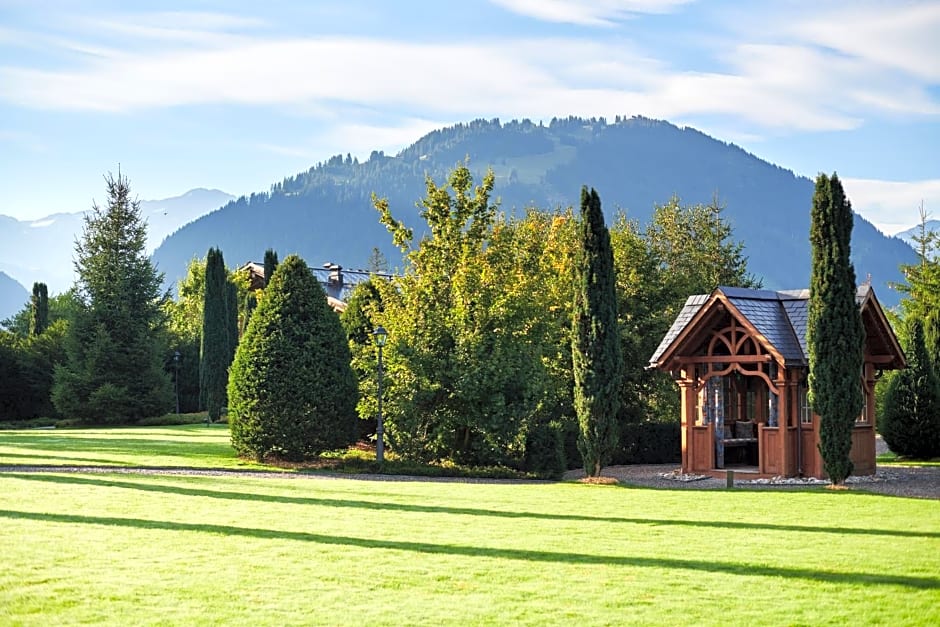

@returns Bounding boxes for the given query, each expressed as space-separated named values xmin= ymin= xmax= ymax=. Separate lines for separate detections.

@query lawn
xmin=0 ymin=427 xmax=938 ymax=626
xmin=0 ymin=424 xmax=271 ymax=470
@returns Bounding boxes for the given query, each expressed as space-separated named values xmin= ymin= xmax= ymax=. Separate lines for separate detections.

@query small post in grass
xmin=726 ymin=470 xmax=735 ymax=488
xmin=173 ymin=350 xmax=181 ymax=415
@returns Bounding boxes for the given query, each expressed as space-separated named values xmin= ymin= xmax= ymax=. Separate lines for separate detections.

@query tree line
xmin=1 ymin=165 xmax=936 ymax=474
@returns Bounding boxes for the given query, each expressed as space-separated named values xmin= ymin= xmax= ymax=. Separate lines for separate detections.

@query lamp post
xmin=173 ymin=350 xmax=181 ymax=415
xmin=372 ymin=326 xmax=388 ymax=464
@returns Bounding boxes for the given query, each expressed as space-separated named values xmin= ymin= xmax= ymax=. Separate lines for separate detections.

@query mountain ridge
xmin=0 ymin=188 xmax=234 ymax=295
xmin=153 ymin=116 xmax=916 ymax=308
xmin=0 ymin=270 xmax=28 ymax=321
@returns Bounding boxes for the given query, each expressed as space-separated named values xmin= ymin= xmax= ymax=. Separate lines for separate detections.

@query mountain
xmin=894 ymin=220 xmax=940 ymax=252
xmin=151 ymin=116 xmax=916 ymax=308
xmin=0 ymin=188 xmax=234 ymax=295
xmin=0 ymin=271 xmax=28 ymax=322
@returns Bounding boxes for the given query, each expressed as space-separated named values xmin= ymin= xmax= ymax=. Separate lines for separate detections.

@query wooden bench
xmin=722 ymin=422 xmax=758 ymax=465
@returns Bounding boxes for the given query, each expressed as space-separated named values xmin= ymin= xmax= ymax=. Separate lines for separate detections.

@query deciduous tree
xmin=373 ymin=165 xmax=552 ymax=466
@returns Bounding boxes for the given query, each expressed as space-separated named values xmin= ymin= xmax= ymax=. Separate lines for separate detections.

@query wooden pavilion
xmin=648 ymin=285 xmax=905 ymax=479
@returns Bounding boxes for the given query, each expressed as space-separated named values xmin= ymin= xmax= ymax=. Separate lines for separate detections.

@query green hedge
xmin=612 ymin=422 xmax=681 ymax=465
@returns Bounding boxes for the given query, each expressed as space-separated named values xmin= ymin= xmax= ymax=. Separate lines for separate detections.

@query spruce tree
xmin=881 ymin=317 xmax=940 ymax=459
xmin=263 ymin=249 xmax=279 ymax=287
xmin=29 ymin=282 xmax=48 ymax=336
xmin=52 ymin=171 xmax=171 ymax=422
xmin=200 ymin=248 xmax=234 ymax=422
xmin=924 ymin=311 xmax=940 ymax=377
xmin=572 ymin=187 xmax=623 ymax=477
xmin=228 ymin=254 xmax=358 ymax=461
xmin=807 ymin=173 xmax=865 ymax=484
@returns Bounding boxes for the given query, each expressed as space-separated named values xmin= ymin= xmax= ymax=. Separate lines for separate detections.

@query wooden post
xmin=678 ymin=371 xmax=695 ymax=473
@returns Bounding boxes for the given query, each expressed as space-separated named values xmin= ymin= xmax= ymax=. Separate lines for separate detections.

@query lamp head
xmin=373 ymin=326 xmax=388 ymax=347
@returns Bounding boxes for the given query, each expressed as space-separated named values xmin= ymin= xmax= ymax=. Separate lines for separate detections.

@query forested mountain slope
xmin=152 ymin=117 xmax=915 ymax=306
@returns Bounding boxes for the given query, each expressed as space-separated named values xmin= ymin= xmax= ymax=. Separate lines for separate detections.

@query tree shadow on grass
xmin=5 ymin=472 xmax=939 ymax=541
xmin=0 ymin=435 xmax=233 ymax=454
xmin=0 ymin=452 xmax=127 ymax=466
xmin=0 ymin=507 xmax=936 ymax=590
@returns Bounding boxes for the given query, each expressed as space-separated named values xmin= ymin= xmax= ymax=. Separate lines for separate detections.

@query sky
xmin=1 ymin=0 xmax=938 ymax=235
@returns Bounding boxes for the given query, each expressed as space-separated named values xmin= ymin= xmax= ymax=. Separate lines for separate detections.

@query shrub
xmin=523 ymin=419 xmax=567 ymax=479
xmin=881 ymin=318 xmax=940 ymax=459
xmin=228 ymin=255 xmax=359 ymax=461
xmin=135 ymin=412 xmax=210 ymax=426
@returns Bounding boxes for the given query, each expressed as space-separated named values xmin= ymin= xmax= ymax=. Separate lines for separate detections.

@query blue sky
xmin=1 ymin=0 xmax=938 ymax=234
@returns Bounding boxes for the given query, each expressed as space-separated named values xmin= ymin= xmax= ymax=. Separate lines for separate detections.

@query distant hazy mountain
xmin=894 ymin=220 xmax=940 ymax=252
xmin=0 ymin=270 xmax=28 ymax=321
xmin=0 ymin=188 xmax=233 ymax=295
xmin=153 ymin=116 xmax=915 ymax=308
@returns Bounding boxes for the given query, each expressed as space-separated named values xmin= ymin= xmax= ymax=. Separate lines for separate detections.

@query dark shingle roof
xmin=648 ymin=284 xmax=893 ymax=370
xmin=727 ymin=294 xmax=803 ymax=363
xmin=649 ymin=286 xmax=812 ymax=368
xmin=648 ymin=294 xmax=708 ymax=367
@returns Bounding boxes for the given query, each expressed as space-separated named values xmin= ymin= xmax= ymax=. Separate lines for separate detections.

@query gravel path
xmin=1 ymin=462 xmax=937 ymax=498
xmin=564 ymin=464 xmax=940 ymax=499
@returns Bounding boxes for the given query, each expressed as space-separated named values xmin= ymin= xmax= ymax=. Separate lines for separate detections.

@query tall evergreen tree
xmin=925 ymin=311 xmax=940 ymax=378
xmin=241 ymin=292 xmax=257 ymax=337
xmin=228 ymin=255 xmax=358 ymax=461
xmin=200 ymin=248 xmax=234 ymax=422
xmin=29 ymin=282 xmax=48 ymax=336
xmin=881 ymin=317 xmax=940 ymax=459
xmin=263 ymin=249 xmax=279 ymax=287
xmin=52 ymin=171 xmax=172 ymax=422
xmin=572 ymin=187 xmax=623 ymax=477
xmin=807 ymin=173 xmax=864 ymax=484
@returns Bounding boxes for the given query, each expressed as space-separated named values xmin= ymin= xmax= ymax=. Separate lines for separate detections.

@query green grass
xmin=0 ymin=424 xmax=272 ymax=470
xmin=877 ymin=451 xmax=940 ymax=467
xmin=0 ymin=427 xmax=938 ymax=625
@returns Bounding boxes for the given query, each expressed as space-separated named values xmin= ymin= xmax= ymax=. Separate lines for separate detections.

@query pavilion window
xmin=799 ymin=384 xmax=813 ymax=425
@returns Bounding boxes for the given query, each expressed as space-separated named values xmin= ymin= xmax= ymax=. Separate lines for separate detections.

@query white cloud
xmin=2 ymin=31 xmax=933 ymax=136
xmin=489 ymin=0 xmax=693 ymax=26
xmin=788 ymin=2 xmax=940 ymax=81
xmin=842 ymin=178 xmax=940 ymax=235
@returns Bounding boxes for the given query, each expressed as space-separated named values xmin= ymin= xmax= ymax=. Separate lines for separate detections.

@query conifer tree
xmin=52 ymin=171 xmax=171 ymax=422
xmin=263 ymin=249 xmax=279 ymax=287
xmin=572 ymin=187 xmax=623 ymax=477
xmin=29 ymin=282 xmax=48 ymax=336
xmin=881 ymin=317 xmax=940 ymax=459
xmin=807 ymin=173 xmax=864 ymax=484
xmin=228 ymin=255 xmax=358 ymax=460
xmin=200 ymin=247 xmax=234 ymax=421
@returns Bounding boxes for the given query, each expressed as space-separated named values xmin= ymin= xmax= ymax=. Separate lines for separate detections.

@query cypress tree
xmin=241 ymin=292 xmax=257 ymax=337
xmin=807 ymin=173 xmax=865 ymax=484
xmin=881 ymin=317 xmax=940 ymax=459
xmin=200 ymin=248 xmax=233 ymax=422
xmin=29 ymin=282 xmax=48 ymax=336
xmin=572 ymin=187 xmax=623 ymax=477
xmin=228 ymin=254 xmax=358 ymax=461
xmin=225 ymin=279 xmax=239 ymax=360
xmin=263 ymin=249 xmax=279 ymax=287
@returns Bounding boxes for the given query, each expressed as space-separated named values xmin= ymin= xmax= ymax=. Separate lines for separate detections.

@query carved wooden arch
xmin=694 ymin=318 xmax=780 ymax=394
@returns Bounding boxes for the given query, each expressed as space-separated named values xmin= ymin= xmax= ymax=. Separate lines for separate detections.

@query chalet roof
xmin=648 ymin=284 xmax=903 ymax=370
